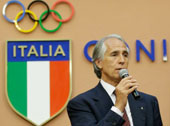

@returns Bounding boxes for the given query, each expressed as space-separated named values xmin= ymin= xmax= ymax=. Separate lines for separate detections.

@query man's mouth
xmin=115 ymin=68 xmax=122 ymax=70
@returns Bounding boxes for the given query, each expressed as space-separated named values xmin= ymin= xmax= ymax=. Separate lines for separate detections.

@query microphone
xmin=119 ymin=69 xmax=140 ymax=99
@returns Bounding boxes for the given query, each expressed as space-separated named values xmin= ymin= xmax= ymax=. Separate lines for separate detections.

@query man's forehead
xmin=104 ymin=38 xmax=127 ymax=48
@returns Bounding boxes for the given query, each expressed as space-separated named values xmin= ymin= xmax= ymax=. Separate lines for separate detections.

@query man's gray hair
xmin=92 ymin=34 xmax=130 ymax=79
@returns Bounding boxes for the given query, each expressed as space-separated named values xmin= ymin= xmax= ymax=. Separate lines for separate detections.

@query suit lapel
xmin=92 ymin=83 xmax=113 ymax=116
xmin=128 ymin=94 xmax=146 ymax=126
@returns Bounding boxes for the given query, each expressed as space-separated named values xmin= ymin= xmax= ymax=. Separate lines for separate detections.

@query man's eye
xmin=124 ymin=54 xmax=128 ymax=57
xmin=111 ymin=53 xmax=117 ymax=56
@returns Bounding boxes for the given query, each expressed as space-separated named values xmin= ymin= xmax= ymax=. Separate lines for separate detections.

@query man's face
xmin=96 ymin=38 xmax=129 ymax=83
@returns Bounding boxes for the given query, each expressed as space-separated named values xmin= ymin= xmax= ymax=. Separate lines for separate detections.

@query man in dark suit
xmin=67 ymin=34 xmax=163 ymax=126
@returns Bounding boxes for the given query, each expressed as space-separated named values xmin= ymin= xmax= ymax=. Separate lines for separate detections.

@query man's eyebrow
xmin=111 ymin=50 xmax=119 ymax=54
xmin=123 ymin=50 xmax=129 ymax=54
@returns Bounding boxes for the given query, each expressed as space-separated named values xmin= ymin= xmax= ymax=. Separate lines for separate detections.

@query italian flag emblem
xmin=6 ymin=40 xmax=72 ymax=125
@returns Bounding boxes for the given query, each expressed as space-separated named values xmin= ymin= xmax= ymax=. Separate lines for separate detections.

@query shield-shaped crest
xmin=6 ymin=40 xmax=72 ymax=125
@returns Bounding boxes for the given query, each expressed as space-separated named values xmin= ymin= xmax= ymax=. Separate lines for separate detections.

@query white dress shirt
xmin=100 ymin=79 xmax=134 ymax=126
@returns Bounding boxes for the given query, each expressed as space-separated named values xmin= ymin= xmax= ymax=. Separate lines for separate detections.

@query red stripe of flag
xmin=50 ymin=61 xmax=70 ymax=116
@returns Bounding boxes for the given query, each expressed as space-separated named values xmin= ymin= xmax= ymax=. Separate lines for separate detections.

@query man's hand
xmin=114 ymin=76 xmax=139 ymax=112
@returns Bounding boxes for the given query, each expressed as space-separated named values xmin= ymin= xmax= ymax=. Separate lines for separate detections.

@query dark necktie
xmin=123 ymin=110 xmax=130 ymax=126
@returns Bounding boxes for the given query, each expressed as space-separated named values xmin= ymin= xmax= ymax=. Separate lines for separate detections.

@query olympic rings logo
xmin=2 ymin=0 xmax=75 ymax=33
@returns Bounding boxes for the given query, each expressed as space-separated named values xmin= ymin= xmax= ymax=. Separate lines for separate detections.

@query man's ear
xmin=95 ymin=59 xmax=102 ymax=69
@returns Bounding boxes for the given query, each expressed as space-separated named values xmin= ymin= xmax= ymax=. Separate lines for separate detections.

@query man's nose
xmin=119 ymin=55 xmax=125 ymax=64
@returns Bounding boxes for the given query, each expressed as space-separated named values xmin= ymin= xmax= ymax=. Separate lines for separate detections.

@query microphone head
xmin=119 ymin=69 xmax=129 ymax=78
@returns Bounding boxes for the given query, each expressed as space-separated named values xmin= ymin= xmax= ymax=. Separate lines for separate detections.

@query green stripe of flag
xmin=7 ymin=62 xmax=27 ymax=116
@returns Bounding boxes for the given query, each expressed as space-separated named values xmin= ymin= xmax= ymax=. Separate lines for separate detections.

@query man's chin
xmin=111 ymin=75 xmax=121 ymax=82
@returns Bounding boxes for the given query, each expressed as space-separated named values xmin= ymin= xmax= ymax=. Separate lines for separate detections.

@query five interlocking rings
xmin=2 ymin=0 xmax=75 ymax=33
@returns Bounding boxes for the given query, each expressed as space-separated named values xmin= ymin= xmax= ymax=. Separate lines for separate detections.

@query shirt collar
xmin=100 ymin=79 xmax=116 ymax=96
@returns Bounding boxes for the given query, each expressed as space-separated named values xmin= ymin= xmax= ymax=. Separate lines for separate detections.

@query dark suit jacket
xmin=67 ymin=82 xmax=163 ymax=126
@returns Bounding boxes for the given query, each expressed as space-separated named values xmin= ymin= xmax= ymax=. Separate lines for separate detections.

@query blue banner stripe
xmin=8 ymin=40 xmax=70 ymax=62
